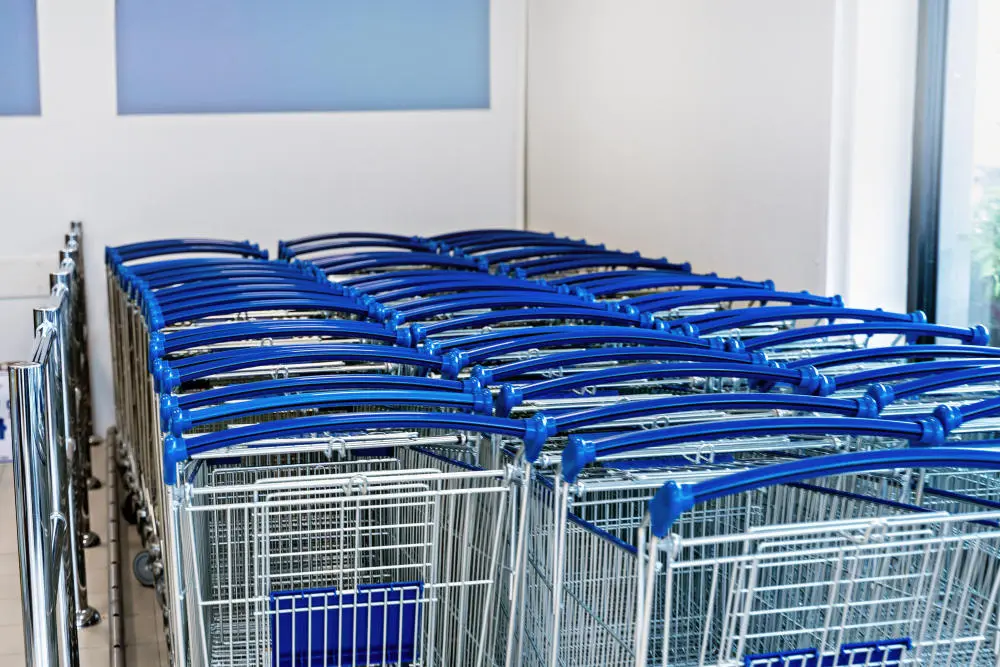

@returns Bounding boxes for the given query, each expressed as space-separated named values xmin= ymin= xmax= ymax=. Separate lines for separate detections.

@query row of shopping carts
xmin=105 ymin=228 xmax=1000 ymax=667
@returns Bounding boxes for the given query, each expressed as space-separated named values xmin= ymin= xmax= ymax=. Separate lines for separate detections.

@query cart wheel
xmin=133 ymin=550 xmax=155 ymax=588
xmin=122 ymin=495 xmax=138 ymax=525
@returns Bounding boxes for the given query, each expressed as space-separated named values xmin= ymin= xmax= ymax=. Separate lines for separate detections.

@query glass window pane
xmin=115 ymin=0 xmax=491 ymax=115
xmin=0 ymin=0 xmax=40 ymax=116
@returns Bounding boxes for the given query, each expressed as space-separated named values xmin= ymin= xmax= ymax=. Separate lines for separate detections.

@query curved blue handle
xmin=412 ymin=307 xmax=653 ymax=340
xmin=152 ymin=278 xmax=337 ymax=306
xmin=282 ymin=238 xmax=431 ymax=258
xmin=427 ymin=324 xmax=668 ymax=353
xmin=474 ymin=345 xmax=763 ymax=384
xmin=834 ymin=359 xmax=1000 ymax=392
xmin=340 ymin=269 xmax=522 ymax=291
xmin=786 ymin=344 xmax=1000 ymax=370
xmin=169 ymin=388 xmax=492 ymax=437
xmin=151 ymin=297 xmax=374 ymax=330
xmin=745 ymin=323 xmax=990 ymax=350
xmin=430 ymin=229 xmax=558 ymax=244
xmin=561 ymin=415 xmax=943 ymax=483
xmin=507 ymin=253 xmax=691 ymax=277
xmin=577 ymin=274 xmax=775 ymax=296
xmin=109 ymin=239 xmax=267 ymax=262
xmin=154 ymin=319 xmax=406 ymax=362
xmin=518 ymin=393 xmax=879 ymax=462
xmin=164 ymin=411 xmax=538 ymax=483
xmin=864 ymin=366 xmax=1000 ymax=414
xmin=624 ymin=288 xmax=842 ymax=311
xmin=314 ymin=251 xmax=485 ymax=273
xmin=115 ymin=257 xmax=276 ymax=281
xmin=138 ymin=264 xmax=326 ymax=290
xmin=648 ymin=447 xmax=1000 ymax=536
xmin=391 ymin=291 xmax=605 ymax=318
xmin=169 ymin=373 xmax=477 ymax=413
xmin=457 ymin=237 xmax=593 ymax=255
xmin=548 ymin=269 xmax=701 ymax=287
xmin=475 ymin=244 xmax=606 ymax=264
xmin=498 ymin=362 xmax=832 ymax=415
xmin=441 ymin=329 xmax=729 ymax=379
xmin=375 ymin=279 xmax=560 ymax=303
xmin=684 ymin=306 xmax=924 ymax=335
xmin=155 ymin=343 xmax=442 ymax=392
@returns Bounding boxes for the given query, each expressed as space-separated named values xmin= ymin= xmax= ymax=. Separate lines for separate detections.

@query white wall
xmin=526 ymin=0 xmax=838 ymax=293
xmin=526 ymin=0 xmax=918 ymax=307
xmin=0 ymin=0 xmax=526 ymax=431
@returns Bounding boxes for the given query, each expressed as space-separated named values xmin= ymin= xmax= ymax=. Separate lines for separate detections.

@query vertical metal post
xmin=36 ymin=300 xmax=100 ymax=630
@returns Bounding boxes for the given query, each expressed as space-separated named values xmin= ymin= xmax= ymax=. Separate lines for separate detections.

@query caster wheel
xmin=122 ymin=495 xmax=138 ymax=525
xmin=133 ymin=550 xmax=156 ymax=588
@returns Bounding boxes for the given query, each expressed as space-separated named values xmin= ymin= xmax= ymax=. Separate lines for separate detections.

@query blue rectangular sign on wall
xmin=0 ymin=0 xmax=41 ymax=116
xmin=116 ymin=0 xmax=491 ymax=115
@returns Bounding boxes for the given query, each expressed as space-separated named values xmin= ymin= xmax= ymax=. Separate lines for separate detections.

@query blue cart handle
xmin=624 ymin=288 xmax=842 ymax=312
xmin=648 ymin=447 xmax=1000 ymax=537
xmin=152 ymin=319 xmax=406 ymax=364
xmin=685 ymin=306 xmax=924 ymax=335
xmin=498 ymin=362 xmax=832 ymax=415
xmin=522 ymin=393 xmax=879 ymax=462
xmin=786 ymin=344 xmax=1000 ymax=370
xmin=440 ymin=330 xmax=729 ymax=379
xmin=548 ymin=269 xmax=708 ymax=287
xmin=169 ymin=388 xmax=492 ymax=437
xmin=155 ymin=343 xmax=442 ymax=393
xmin=163 ymin=411 xmax=535 ymax=483
xmin=376 ymin=279 xmax=561 ymax=303
xmin=475 ymin=244 xmax=606 ymax=264
xmin=579 ymin=274 xmax=775 ymax=296
xmin=745 ymin=323 xmax=990 ymax=351
xmin=109 ymin=239 xmax=267 ymax=263
xmin=431 ymin=229 xmax=558 ymax=244
xmin=411 ymin=307 xmax=653 ymax=340
xmin=427 ymin=324 xmax=671 ymax=354
xmin=340 ymin=269 xmax=513 ymax=290
xmin=834 ymin=359 xmax=1000 ymax=393
xmin=149 ymin=294 xmax=377 ymax=329
xmin=457 ymin=237 xmax=594 ymax=255
xmin=561 ymin=415 xmax=944 ymax=483
xmin=152 ymin=278 xmax=338 ymax=306
xmin=114 ymin=257 xmax=276 ymax=282
xmin=314 ymin=251 xmax=486 ymax=273
xmin=281 ymin=238 xmax=431 ymax=259
xmin=138 ymin=264 xmax=326 ymax=290
xmin=475 ymin=345 xmax=764 ymax=384
xmin=391 ymin=291 xmax=604 ymax=318
xmin=505 ymin=253 xmax=691 ymax=278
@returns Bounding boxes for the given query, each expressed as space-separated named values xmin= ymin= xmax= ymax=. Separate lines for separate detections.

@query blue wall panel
xmin=0 ymin=0 xmax=40 ymax=116
xmin=116 ymin=0 xmax=491 ymax=115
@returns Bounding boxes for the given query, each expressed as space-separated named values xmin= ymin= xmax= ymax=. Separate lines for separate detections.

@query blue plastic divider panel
xmin=116 ymin=0 xmax=490 ymax=115
xmin=270 ymin=581 xmax=423 ymax=666
xmin=0 ymin=0 xmax=40 ymax=116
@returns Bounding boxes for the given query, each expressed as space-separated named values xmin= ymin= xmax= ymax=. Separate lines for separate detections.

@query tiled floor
xmin=0 ymin=442 xmax=169 ymax=666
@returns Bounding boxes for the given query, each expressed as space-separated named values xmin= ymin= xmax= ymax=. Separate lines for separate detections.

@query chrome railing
xmin=11 ymin=222 xmax=101 ymax=667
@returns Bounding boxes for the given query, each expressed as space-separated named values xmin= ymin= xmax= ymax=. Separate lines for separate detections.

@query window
xmin=0 ymin=0 xmax=40 ymax=116
xmin=115 ymin=0 xmax=491 ymax=115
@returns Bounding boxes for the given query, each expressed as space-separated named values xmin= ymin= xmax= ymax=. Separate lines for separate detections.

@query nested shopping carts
xmin=106 ymin=229 xmax=1000 ymax=666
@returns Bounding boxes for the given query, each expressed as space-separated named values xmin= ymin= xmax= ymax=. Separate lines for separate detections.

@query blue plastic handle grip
xmin=376 ymin=280 xmax=560 ymax=304
xmin=457 ymin=237 xmax=594 ymax=255
xmin=169 ymin=388 xmax=492 ymax=437
xmin=138 ymin=265 xmax=326 ymax=290
xmin=623 ymin=288 xmax=843 ymax=311
xmin=516 ymin=393 xmax=880 ymax=462
xmin=340 ymin=269 xmax=509 ymax=291
xmin=391 ymin=291 xmax=606 ymax=318
xmin=314 ymin=251 xmax=485 ymax=273
xmin=281 ymin=232 xmax=419 ymax=249
xmin=786 ymin=344 xmax=1000 ymax=370
xmin=153 ymin=279 xmax=339 ymax=306
xmin=155 ymin=319 xmax=405 ymax=361
xmin=412 ymin=307 xmax=652 ymax=339
xmin=887 ymin=366 xmax=1000 ymax=405
xmin=561 ymin=415 xmax=944 ymax=483
xmin=441 ymin=330 xmax=729 ymax=379
xmin=426 ymin=324 xmax=667 ymax=354
xmin=745 ymin=323 xmax=990 ymax=350
xmin=110 ymin=239 xmax=268 ymax=262
xmin=835 ymin=359 xmax=1000 ymax=392
xmin=498 ymin=362 xmax=832 ymax=415
xmin=155 ymin=343 xmax=443 ymax=393
xmin=116 ymin=257 xmax=276 ymax=280
xmin=579 ymin=274 xmax=775 ymax=296
xmin=684 ymin=306 xmax=924 ymax=335
xmin=508 ymin=253 xmax=692 ymax=277
xmin=647 ymin=447 xmax=1000 ymax=536
xmin=150 ymin=295 xmax=375 ymax=329
xmin=475 ymin=345 xmax=764 ymax=384
xmin=430 ymin=229 xmax=557 ymax=243
xmin=548 ymin=269 xmax=703 ymax=287
xmin=282 ymin=238 xmax=431 ymax=258
xmin=475 ymin=244 xmax=606 ymax=264
xmin=163 ymin=411 xmax=539 ymax=483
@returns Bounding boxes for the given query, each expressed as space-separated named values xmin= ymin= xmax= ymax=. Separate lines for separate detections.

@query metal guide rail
xmin=97 ymin=229 xmax=1000 ymax=667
